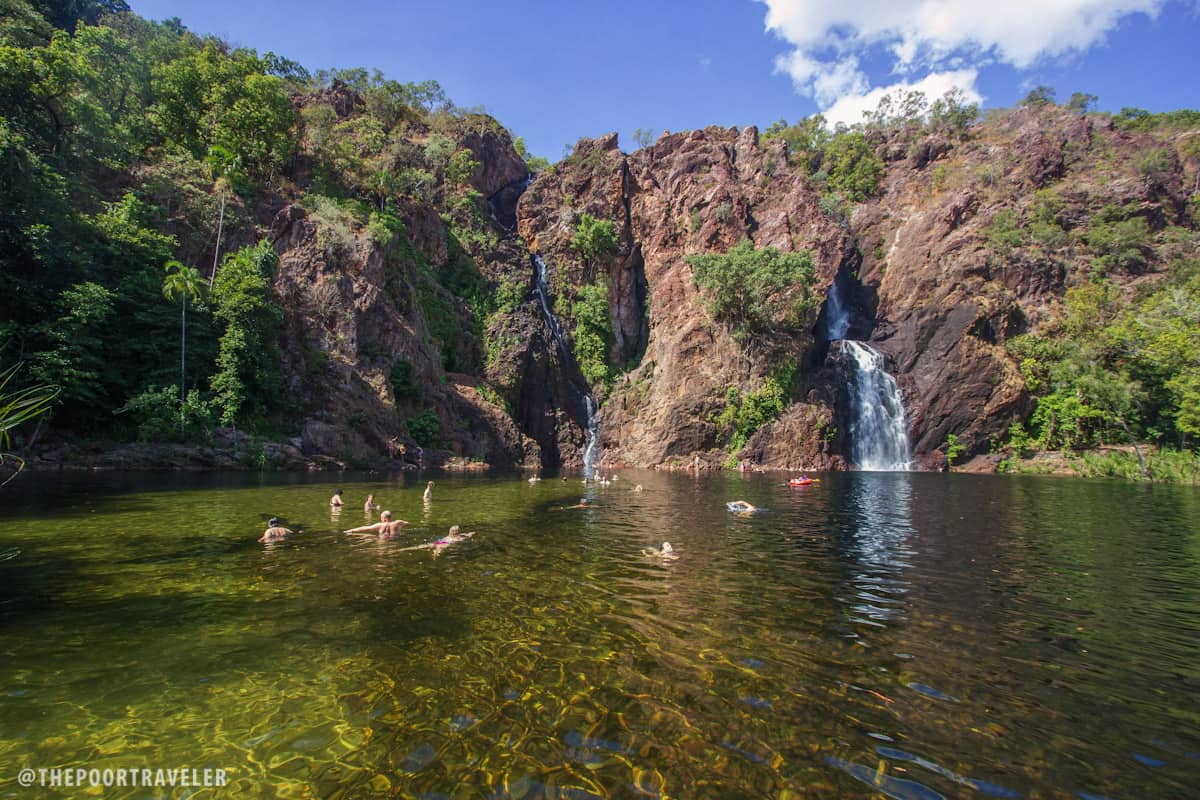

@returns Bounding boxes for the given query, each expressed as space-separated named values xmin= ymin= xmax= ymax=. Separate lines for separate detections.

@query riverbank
xmin=958 ymin=445 xmax=1200 ymax=484
xmin=5 ymin=428 xmax=495 ymax=478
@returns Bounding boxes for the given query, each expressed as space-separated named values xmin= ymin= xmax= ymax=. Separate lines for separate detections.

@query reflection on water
xmin=0 ymin=470 xmax=1196 ymax=798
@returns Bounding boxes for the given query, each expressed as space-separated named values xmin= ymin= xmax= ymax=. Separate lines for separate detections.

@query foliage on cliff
xmin=685 ymin=240 xmax=817 ymax=338
xmin=0 ymin=0 xmax=531 ymax=449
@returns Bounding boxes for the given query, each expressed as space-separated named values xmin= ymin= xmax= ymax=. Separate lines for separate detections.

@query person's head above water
xmin=335 ymin=489 xmax=343 ymax=496
xmin=381 ymin=510 xmax=393 ymax=521
xmin=268 ymin=517 xmax=279 ymax=527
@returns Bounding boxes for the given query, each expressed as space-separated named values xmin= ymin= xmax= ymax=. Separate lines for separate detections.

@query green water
xmin=0 ymin=471 xmax=1197 ymax=799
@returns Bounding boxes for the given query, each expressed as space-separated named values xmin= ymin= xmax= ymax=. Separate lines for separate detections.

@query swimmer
xmin=528 ymin=476 xmax=541 ymax=484
xmin=423 ymin=481 xmax=434 ymax=502
xmin=398 ymin=525 xmax=476 ymax=558
xmin=344 ymin=510 xmax=409 ymax=537
xmin=641 ymin=541 xmax=678 ymax=560
xmin=560 ymin=498 xmax=593 ymax=510
xmin=364 ymin=494 xmax=378 ymax=512
xmin=634 ymin=484 xmax=644 ymax=493
xmin=726 ymin=500 xmax=758 ymax=513
xmin=260 ymin=518 xmax=295 ymax=542
xmin=330 ymin=489 xmax=344 ymax=507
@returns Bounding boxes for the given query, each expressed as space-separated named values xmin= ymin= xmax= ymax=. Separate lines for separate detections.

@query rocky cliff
xmin=250 ymin=99 xmax=1195 ymax=474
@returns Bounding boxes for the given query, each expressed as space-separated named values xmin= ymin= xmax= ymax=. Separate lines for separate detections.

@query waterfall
xmin=534 ymin=256 xmax=570 ymax=359
xmin=582 ymin=396 xmax=600 ymax=477
xmin=840 ymin=341 xmax=911 ymax=471
xmin=826 ymin=277 xmax=851 ymax=340
xmin=825 ymin=281 xmax=911 ymax=471
xmin=532 ymin=255 xmax=601 ymax=477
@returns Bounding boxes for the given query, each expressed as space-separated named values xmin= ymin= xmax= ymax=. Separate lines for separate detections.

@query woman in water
xmin=364 ymin=494 xmax=378 ymax=512
xmin=344 ymin=510 xmax=409 ymax=538
xmin=398 ymin=525 xmax=475 ymax=557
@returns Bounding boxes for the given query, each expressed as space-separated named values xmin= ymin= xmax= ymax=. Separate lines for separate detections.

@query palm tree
xmin=162 ymin=260 xmax=204 ymax=432
xmin=204 ymin=145 xmax=243 ymax=291
xmin=0 ymin=364 xmax=58 ymax=485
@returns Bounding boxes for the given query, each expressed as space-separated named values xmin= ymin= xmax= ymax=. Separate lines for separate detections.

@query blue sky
xmin=128 ymin=0 xmax=1200 ymax=161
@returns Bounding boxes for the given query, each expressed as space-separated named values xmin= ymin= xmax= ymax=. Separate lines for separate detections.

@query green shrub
xmin=304 ymin=194 xmax=357 ymax=258
xmin=494 ymin=277 xmax=526 ymax=314
xmin=1085 ymin=211 xmax=1151 ymax=274
xmin=407 ymin=408 xmax=440 ymax=447
xmin=570 ymin=281 xmax=614 ymax=387
xmin=714 ymin=369 xmax=791 ymax=452
xmin=367 ymin=209 xmax=407 ymax=246
xmin=685 ymin=239 xmax=817 ymax=337
xmin=570 ymin=214 xmax=618 ymax=265
xmin=986 ymin=208 xmax=1024 ymax=256
xmin=447 ymin=147 xmax=479 ymax=187
xmin=944 ymin=433 xmax=964 ymax=465
xmin=115 ymin=386 xmax=213 ymax=442
xmin=1136 ymin=148 xmax=1174 ymax=180
xmin=823 ymin=132 xmax=884 ymax=201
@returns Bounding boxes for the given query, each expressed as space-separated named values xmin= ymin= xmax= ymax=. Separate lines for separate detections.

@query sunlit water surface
xmin=0 ymin=471 xmax=1197 ymax=799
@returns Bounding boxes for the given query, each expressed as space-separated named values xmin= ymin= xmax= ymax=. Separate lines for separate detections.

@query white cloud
xmin=760 ymin=0 xmax=1165 ymax=116
xmin=821 ymin=69 xmax=982 ymax=127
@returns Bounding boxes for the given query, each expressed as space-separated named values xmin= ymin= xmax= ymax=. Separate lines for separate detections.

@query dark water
xmin=0 ymin=470 xmax=1197 ymax=799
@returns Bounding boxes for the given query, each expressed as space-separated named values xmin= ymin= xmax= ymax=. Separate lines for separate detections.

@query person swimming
xmin=397 ymin=525 xmax=476 ymax=557
xmin=344 ymin=510 xmax=409 ymax=537
xmin=423 ymin=481 xmax=434 ymax=502
xmin=559 ymin=498 xmax=593 ymax=510
xmin=260 ymin=517 xmax=295 ymax=542
xmin=726 ymin=500 xmax=758 ymax=513
xmin=330 ymin=489 xmax=344 ymax=507
xmin=641 ymin=541 xmax=678 ymax=560
xmin=364 ymin=494 xmax=378 ymax=512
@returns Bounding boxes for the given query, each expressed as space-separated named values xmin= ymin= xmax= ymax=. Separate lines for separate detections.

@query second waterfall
xmin=532 ymin=255 xmax=601 ymax=477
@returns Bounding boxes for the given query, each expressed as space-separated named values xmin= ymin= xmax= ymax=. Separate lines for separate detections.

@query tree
xmin=685 ymin=239 xmax=817 ymax=337
xmin=823 ymin=132 xmax=883 ymax=201
xmin=1021 ymin=86 xmax=1056 ymax=108
xmin=570 ymin=281 xmax=613 ymax=386
xmin=161 ymin=259 xmax=203 ymax=431
xmin=632 ymin=128 xmax=654 ymax=150
xmin=203 ymin=144 xmax=241 ymax=290
xmin=570 ymin=213 xmax=618 ymax=270
xmin=209 ymin=240 xmax=282 ymax=427
xmin=1068 ymin=92 xmax=1098 ymax=113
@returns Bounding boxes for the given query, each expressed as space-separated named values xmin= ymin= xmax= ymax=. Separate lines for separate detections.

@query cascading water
xmin=532 ymin=255 xmax=601 ymax=477
xmin=840 ymin=341 xmax=911 ymax=471
xmin=825 ymin=277 xmax=851 ymax=341
xmin=826 ymin=281 xmax=911 ymax=471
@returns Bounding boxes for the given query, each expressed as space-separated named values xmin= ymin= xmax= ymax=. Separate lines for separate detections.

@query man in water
xmin=344 ymin=510 xmax=409 ymax=537
xmin=330 ymin=489 xmax=344 ymax=507
xmin=398 ymin=525 xmax=475 ymax=557
xmin=423 ymin=481 xmax=434 ymax=502
xmin=260 ymin=518 xmax=295 ymax=542
xmin=727 ymin=500 xmax=757 ymax=513
xmin=559 ymin=498 xmax=593 ymax=510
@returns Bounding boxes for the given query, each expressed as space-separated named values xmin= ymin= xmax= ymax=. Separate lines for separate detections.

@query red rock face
xmin=517 ymin=127 xmax=852 ymax=468
xmin=257 ymin=103 xmax=1192 ymax=472
xmin=509 ymin=106 xmax=1193 ymax=470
